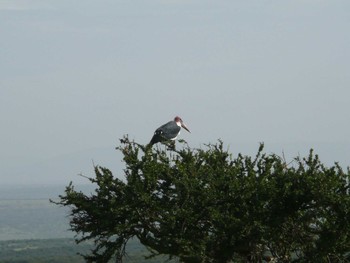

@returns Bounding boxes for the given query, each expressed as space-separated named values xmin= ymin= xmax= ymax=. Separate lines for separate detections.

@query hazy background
xmin=1 ymin=0 xmax=349 ymax=186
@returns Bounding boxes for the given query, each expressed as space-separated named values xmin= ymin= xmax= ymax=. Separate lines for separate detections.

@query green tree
xmin=53 ymin=137 xmax=350 ymax=262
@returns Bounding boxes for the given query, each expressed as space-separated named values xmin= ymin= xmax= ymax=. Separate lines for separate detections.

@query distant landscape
xmin=0 ymin=185 xmax=169 ymax=262
xmin=0 ymin=238 xmax=172 ymax=262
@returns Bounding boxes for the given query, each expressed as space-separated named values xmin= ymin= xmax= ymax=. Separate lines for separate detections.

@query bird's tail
xmin=149 ymin=135 xmax=160 ymax=145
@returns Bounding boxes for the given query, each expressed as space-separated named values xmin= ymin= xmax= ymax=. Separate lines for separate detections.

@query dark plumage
xmin=150 ymin=116 xmax=190 ymax=145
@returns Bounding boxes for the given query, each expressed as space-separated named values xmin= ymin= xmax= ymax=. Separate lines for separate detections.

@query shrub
xmin=53 ymin=137 xmax=350 ymax=262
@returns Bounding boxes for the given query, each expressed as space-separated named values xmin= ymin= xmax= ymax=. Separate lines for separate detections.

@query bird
xmin=149 ymin=116 xmax=190 ymax=146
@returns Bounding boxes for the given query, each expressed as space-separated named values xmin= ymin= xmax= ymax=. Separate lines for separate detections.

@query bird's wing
xmin=158 ymin=121 xmax=181 ymax=140
xmin=150 ymin=129 xmax=164 ymax=145
xmin=150 ymin=121 xmax=181 ymax=145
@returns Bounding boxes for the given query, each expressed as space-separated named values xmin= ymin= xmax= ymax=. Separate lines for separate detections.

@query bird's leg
xmin=167 ymin=140 xmax=176 ymax=151
xmin=162 ymin=140 xmax=175 ymax=150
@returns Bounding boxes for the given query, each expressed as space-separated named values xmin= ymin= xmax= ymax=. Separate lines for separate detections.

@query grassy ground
xmin=0 ymin=196 xmax=175 ymax=262
xmin=0 ymin=238 xmax=174 ymax=263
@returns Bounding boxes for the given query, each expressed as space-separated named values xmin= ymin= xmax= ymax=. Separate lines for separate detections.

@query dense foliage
xmin=54 ymin=137 xmax=350 ymax=262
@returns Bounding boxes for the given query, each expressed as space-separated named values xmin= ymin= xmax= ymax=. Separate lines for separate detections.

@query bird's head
xmin=174 ymin=116 xmax=190 ymax=133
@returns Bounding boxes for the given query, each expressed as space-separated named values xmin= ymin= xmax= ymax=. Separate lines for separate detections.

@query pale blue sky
xmin=1 ymin=0 xmax=349 ymax=185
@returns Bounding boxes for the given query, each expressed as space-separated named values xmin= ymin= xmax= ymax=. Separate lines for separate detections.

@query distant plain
xmin=0 ymin=184 xmax=171 ymax=262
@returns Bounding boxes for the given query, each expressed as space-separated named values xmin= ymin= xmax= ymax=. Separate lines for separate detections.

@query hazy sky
xmin=1 ymin=0 xmax=350 ymax=185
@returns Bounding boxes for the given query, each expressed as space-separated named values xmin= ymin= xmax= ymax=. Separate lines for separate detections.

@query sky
xmin=1 ymin=0 xmax=350 ymax=185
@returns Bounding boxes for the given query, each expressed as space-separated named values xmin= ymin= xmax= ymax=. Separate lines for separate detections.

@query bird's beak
xmin=181 ymin=122 xmax=191 ymax=133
